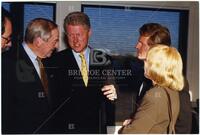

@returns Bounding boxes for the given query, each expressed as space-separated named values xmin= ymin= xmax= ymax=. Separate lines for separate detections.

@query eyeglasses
xmin=2 ymin=36 xmax=11 ymax=44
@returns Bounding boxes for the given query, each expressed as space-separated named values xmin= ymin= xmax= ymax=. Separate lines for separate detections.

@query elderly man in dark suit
xmin=45 ymin=11 xmax=117 ymax=134
xmin=2 ymin=18 xmax=59 ymax=133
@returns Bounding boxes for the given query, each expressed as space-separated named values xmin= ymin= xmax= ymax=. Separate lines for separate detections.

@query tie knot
xmin=36 ymin=57 xmax=44 ymax=69
xmin=36 ymin=56 xmax=48 ymax=94
xmin=36 ymin=57 xmax=42 ymax=62
xmin=79 ymin=52 xmax=86 ymax=59
xmin=80 ymin=52 xmax=84 ymax=57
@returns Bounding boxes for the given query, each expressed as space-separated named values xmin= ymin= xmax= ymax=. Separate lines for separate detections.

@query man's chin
xmin=46 ymin=54 xmax=52 ymax=58
xmin=137 ymin=55 xmax=146 ymax=60
xmin=73 ymin=48 xmax=84 ymax=53
xmin=74 ymin=50 xmax=81 ymax=53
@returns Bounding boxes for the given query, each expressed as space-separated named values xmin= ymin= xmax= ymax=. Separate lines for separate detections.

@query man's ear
xmin=33 ymin=37 xmax=42 ymax=47
xmin=88 ymin=29 xmax=92 ymax=37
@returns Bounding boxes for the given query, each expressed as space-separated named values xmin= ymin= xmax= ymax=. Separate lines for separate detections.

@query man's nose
xmin=135 ymin=43 xmax=140 ymax=49
xmin=73 ymin=36 xmax=79 ymax=44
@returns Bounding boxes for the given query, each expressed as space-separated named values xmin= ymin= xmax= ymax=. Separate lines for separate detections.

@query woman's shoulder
xmin=143 ymin=86 xmax=169 ymax=101
xmin=139 ymin=86 xmax=169 ymax=111
xmin=146 ymin=86 xmax=166 ymax=95
xmin=145 ymin=86 xmax=179 ymax=100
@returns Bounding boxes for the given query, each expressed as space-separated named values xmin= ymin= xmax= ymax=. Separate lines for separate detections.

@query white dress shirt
xmin=22 ymin=42 xmax=41 ymax=78
xmin=72 ymin=47 xmax=90 ymax=71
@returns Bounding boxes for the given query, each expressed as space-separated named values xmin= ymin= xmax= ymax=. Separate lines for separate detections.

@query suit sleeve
xmin=175 ymin=78 xmax=192 ymax=133
xmin=2 ymin=55 xmax=16 ymax=133
xmin=121 ymin=89 xmax=166 ymax=134
xmin=102 ymin=55 xmax=118 ymax=127
xmin=97 ymin=54 xmax=118 ymax=129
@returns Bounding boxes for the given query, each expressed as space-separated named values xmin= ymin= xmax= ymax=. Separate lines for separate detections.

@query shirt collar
xmin=22 ymin=42 xmax=37 ymax=61
xmin=72 ymin=47 xmax=90 ymax=59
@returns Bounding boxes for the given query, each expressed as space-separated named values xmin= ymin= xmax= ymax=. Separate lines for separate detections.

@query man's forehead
xmin=66 ymin=24 xmax=90 ymax=31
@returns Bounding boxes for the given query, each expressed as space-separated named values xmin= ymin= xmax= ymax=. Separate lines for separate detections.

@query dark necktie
xmin=138 ymin=77 xmax=153 ymax=102
xmin=36 ymin=57 xmax=48 ymax=95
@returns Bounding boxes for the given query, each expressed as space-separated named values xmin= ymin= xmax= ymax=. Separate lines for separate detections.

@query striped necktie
xmin=79 ymin=53 xmax=88 ymax=87
xmin=36 ymin=57 xmax=48 ymax=95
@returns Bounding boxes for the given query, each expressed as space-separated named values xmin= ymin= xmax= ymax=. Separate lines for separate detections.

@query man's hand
xmin=101 ymin=84 xmax=117 ymax=101
xmin=122 ymin=119 xmax=132 ymax=126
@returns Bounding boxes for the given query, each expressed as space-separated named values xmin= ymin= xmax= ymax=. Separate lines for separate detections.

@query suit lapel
xmin=16 ymin=44 xmax=42 ymax=86
xmin=88 ymin=49 xmax=105 ymax=88
xmin=138 ymin=77 xmax=153 ymax=101
xmin=68 ymin=49 xmax=86 ymax=87
xmin=88 ymin=49 xmax=97 ymax=87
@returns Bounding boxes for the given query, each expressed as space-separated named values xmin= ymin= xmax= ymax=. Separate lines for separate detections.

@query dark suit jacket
xmin=44 ymin=48 xmax=116 ymax=134
xmin=138 ymin=74 xmax=192 ymax=133
xmin=2 ymin=44 xmax=51 ymax=134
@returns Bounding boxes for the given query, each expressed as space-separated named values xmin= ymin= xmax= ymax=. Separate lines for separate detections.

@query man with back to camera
xmin=2 ymin=18 xmax=59 ymax=133
xmin=1 ymin=7 xmax=12 ymax=52
xmin=45 ymin=11 xmax=117 ymax=134
xmin=123 ymin=23 xmax=192 ymax=133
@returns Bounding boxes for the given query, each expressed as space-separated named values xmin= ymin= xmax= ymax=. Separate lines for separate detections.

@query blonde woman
xmin=119 ymin=44 xmax=184 ymax=134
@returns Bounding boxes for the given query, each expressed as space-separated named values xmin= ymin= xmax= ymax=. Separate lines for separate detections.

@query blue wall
xmin=84 ymin=6 xmax=180 ymax=55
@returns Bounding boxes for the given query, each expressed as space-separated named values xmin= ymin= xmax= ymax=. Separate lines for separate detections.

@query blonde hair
xmin=144 ymin=44 xmax=184 ymax=91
